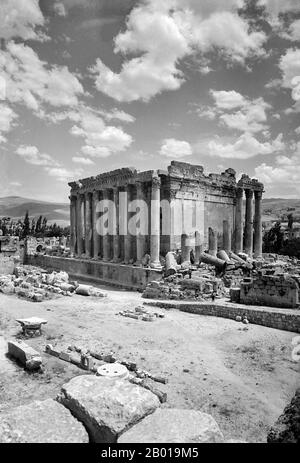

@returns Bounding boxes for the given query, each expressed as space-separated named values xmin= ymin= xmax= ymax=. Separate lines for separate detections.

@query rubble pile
xmin=143 ymin=274 xmax=227 ymax=301
xmin=117 ymin=305 xmax=165 ymax=322
xmin=143 ymin=250 xmax=300 ymax=303
xmin=45 ymin=341 xmax=168 ymax=403
xmin=0 ymin=265 xmax=106 ymax=302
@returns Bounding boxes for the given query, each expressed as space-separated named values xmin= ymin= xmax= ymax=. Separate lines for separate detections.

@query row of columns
xmin=70 ymin=179 xmax=161 ymax=268
xmin=235 ymin=188 xmax=263 ymax=257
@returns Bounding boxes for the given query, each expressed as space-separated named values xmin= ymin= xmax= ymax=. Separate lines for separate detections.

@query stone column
xmin=102 ymin=189 xmax=111 ymax=261
xmin=135 ymin=182 xmax=146 ymax=266
xmin=76 ymin=193 xmax=84 ymax=256
xmin=123 ymin=185 xmax=132 ymax=264
xmin=92 ymin=190 xmax=100 ymax=259
xmin=181 ymin=233 xmax=191 ymax=263
xmin=223 ymin=220 xmax=231 ymax=253
xmin=85 ymin=192 xmax=93 ymax=258
xmin=208 ymin=227 xmax=217 ymax=256
xmin=112 ymin=187 xmax=120 ymax=262
xmin=244 ymin=189 xmax=254 ymax=256
xmin=70 ymin=195 xmax=77 ymax=256
xmin=234 ymin=187 xmax=243 ymax=253
xmin=253 ymin=190 xmax=263 ymax=258
xmin=150 ymin=177 xmax=161 ymax=268
xmin=195 ymin=230 xmax=202 ymax=263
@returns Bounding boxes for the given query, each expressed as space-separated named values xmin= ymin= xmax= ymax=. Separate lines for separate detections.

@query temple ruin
xmin=68 ymin=161 xmax=264 ymax=267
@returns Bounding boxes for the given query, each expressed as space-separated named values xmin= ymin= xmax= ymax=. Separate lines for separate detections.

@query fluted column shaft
xmin=112 ymin=187 xmax=120 ymax=262
xmin=181 ymin=233 xmax=191 ymax=262
xmin=150 ymin=177 xmax=161 ymax=268
xmin=76 ymin=194 xmax=84 ymax=256
xmin=85 ymin=192 xmax=93 ymax=258
xmin=93 ymin=190 xmax=100 ymax=258
xmin=254 ymin=190 xmax=263 ymax=258
xmin=135 ymin=182 xmax=146 ymax=265
xmin=235 ymin=187 xmax=243 ymax=253
xmin=244 ymin=189 xmax=254 ymax=256
xmin=223 ymin=220 xmax=231 ymax=253
xmin=102 ymin=189 xmax=111 ymax=261
xmin=70 ymin=195 xmax=77 ymax=256
xmin=195 ymin=230 xmax=202 ymax=263
xmin=208 ymin=227 xmax=217 ymax=256
xmin=123 ymin=185 xmax=132 ymax=264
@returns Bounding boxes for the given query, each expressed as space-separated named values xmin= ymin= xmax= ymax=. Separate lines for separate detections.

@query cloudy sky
xmin=0 ymin=0 xmax=300 ymax=202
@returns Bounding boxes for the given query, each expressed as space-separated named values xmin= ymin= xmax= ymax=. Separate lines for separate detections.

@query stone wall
xmin=144 ymin=300 xmax=300 ymax=333
xmin=25 ymin=255 xmax=162 ymax=290
xmin=240 ymin=274 xmax=299 ymax=309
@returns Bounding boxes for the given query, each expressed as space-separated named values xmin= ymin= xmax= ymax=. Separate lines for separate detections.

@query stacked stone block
xmin=240 ymin=274 xmax=299 ymax=309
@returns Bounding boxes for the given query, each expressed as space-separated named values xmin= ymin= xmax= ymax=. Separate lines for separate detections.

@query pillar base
xmin=134 ymin=260 xmax=143 ymax=267
xmin=150 ymin=261 xmax=162 ymax=269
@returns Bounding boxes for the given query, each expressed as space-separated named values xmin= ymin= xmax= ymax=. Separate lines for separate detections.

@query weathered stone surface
xmin=118 ymin=408 xmax=224 ymax=443
xmin=267 ymin=388 xmax=300 ymax=443
xmin=8 ymin=340 xmax=42 ymax=371
xmin=57 ymin=375 xmax=160 ymax=443
xmin=0 ymin=399 xmax=88 ymax=443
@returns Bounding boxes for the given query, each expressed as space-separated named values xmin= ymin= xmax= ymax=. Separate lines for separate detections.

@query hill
xmin=0 ymin=196 xmax=69 ymax=227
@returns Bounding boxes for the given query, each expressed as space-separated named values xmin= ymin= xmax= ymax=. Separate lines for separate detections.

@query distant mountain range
xmin=0 ymin=196 xmax=299 ymax=228
xmin=0 ymin=196 xmax=69 ymax=227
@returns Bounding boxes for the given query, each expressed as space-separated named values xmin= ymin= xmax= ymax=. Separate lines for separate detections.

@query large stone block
xmin=267 ymin=388 xmax=300 ymax=443
xmin=7 ymin=340 xmax=42 ymax=370
xmin=118 ymin=408 xmax=224 ymax=443
xmin=57 ymin=375 xmax=160 ymax=443
xmin=0 ymin=399 xmax=88 ymax=443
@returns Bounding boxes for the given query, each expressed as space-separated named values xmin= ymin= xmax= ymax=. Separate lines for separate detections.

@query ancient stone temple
xmin=68 ymin=161 xmax=264 ymax=267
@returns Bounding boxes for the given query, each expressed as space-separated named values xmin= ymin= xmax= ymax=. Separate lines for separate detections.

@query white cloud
xmin=42 ymin=105 xmax=134 ymax=158
xmin=0 ymin=104 xmax=18 ymax=143
xmin=69 ymin=107 xmax=133 ymax=157
xmin=288 ymin=20 xmax=300 ymax=41
xmin=53 ymin=2 xmax=67 ymax=17
xmin=104 ymin=109 xmax=136 ymax=123
xmin=81 ymin=146 xmax=111 ymax=158
xmin=196 ymin=106 xmax=217 ymax=120
xmin=265 ymin=78 xmax=282 ymax=89
xmin=159 ymin=138 xmax=193 ymax=158
xmin=210 ymin=90 xmax=271 ymax=133
xmin=16 ymin=145 xmax=60 ymax=167
xmin=0 ymin=42 xmax=84 ymax=113
xmin=258 ymin=0 xmax=300 ymax=18
xmin=279 ymin=48 xmax=300 ymax=112
xmin=0 ymin=0 xmax=46 ymax=41
xmin=16 ymin=145 xmax=83 ymax=182
xmin=255 ymin=142 xmax=300 ymax=195
xmin=90 ymin=0 xmax=266 ymax=102
xmin=207 ymin=132 xmax=284 ymax=159
xmin=45 ymin=166 xmax=83 ymax=182
xmin=72 ymin=156 xmax=95 ymax=165
xmin=210 ymin=90 xmax=247 ymax=110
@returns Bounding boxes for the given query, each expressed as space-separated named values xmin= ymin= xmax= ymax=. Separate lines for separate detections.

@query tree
xmin=22 ymin=211 xmax=30 ymax=239
xmin=287 ymin=213 xmax=294 ymax=230
xmin=281 ymin=238 xmax=300 ymax=259
xmin=31 ymin=218 xmax=36 ymax=234
xmin=41 ymin=217 xmax=47 ymax=232
xmin=263 ymin=221 xmax=284 ymax=253
xmin=35 ymin=215 xmax=43 ymax=234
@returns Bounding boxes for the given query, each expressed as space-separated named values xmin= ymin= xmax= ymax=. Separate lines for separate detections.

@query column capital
xmin=236 ymin=187 xmax=243 ymax=198
xmin=152 ymin=176 xmax=161 ymax=190
xmin=254 ymin=190 xmax=263 ymax=200
xmin=245 ymin=189 xmax=254 ymax=199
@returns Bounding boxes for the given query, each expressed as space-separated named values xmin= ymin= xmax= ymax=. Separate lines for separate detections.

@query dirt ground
xmin=0 ymin=285 xmax=299 ymax=443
